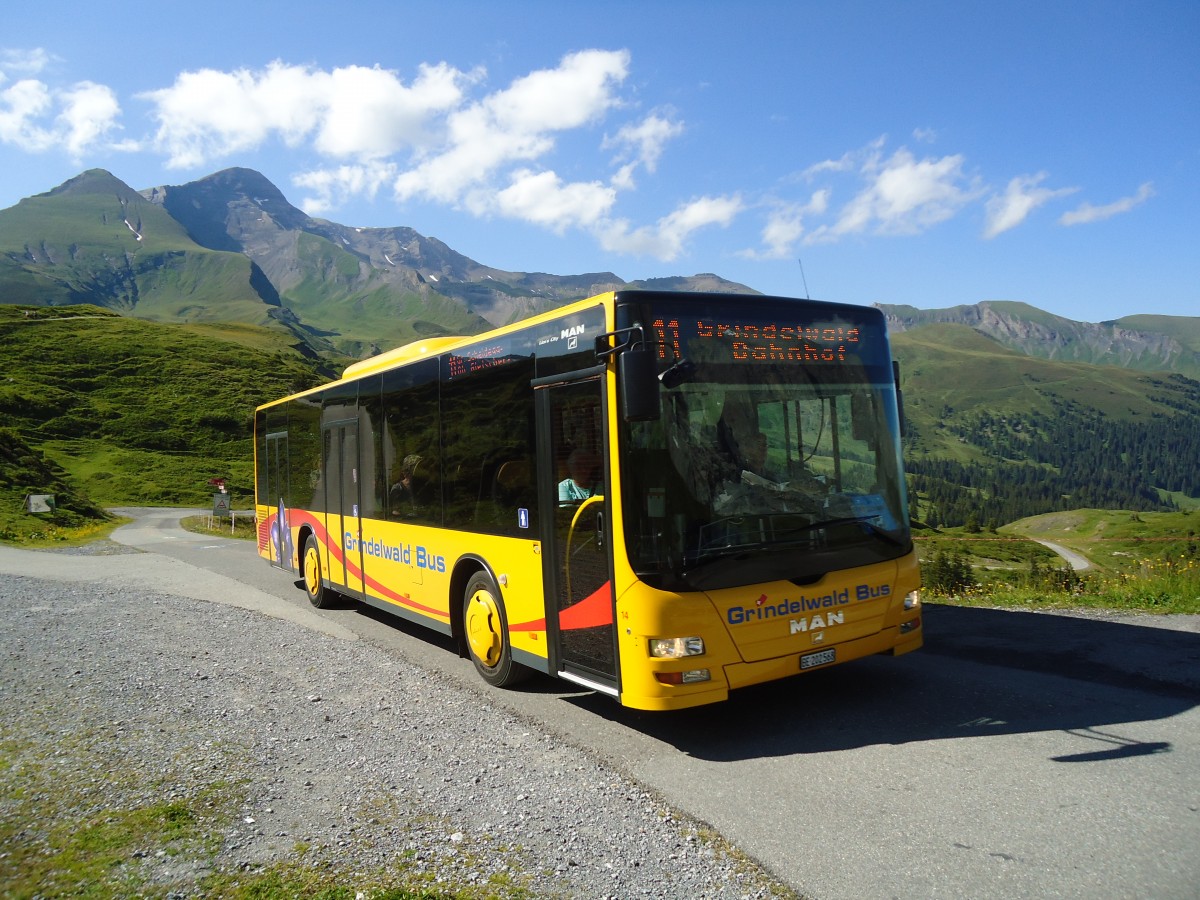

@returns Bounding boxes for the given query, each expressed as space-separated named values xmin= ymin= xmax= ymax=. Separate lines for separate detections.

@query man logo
xmin=790 ymin=611 xmax=845 ymax=634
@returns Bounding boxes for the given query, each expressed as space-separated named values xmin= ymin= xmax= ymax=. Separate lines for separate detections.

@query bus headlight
xmin=903 ymin=590 xmax=921 ymax=610
xmin=649 ymin=636 xmax=705 ymax=658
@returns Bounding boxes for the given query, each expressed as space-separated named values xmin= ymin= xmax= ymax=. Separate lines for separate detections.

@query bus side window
xmin=382 ymin=359 xmax=441 ymax=526
xmin=494 ymin=459 xmax=531 ymax=505
xmin=441 ymin=355 xmax=537 ymax=536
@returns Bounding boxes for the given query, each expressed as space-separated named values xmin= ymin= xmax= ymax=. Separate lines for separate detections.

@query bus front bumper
xmin=619 ymin=625 xmax=922 ymax=712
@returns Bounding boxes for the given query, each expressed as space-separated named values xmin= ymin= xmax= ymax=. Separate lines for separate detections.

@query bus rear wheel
xmin=302 ymin=534 xmax=332 ymax=609
xmin=463 ymin=571 xmax=528 ymax=687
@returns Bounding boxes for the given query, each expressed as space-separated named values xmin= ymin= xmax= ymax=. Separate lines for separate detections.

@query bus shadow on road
xmin=577 ymin=604 xmax=1200 ymax=762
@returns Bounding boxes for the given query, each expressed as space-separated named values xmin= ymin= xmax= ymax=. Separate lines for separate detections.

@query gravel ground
xmin=0 ymin=570 xmax=789 ymax=899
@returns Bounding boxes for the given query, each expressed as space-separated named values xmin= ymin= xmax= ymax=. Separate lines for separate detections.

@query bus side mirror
xmin=619 ymin=348 xmax=659 ymax=421
xmin=893 ymin=360 xmax=907 ymax=438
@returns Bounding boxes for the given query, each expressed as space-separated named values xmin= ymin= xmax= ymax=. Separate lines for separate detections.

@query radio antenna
xmin=797 ymin=257 xmax=811 ymax=299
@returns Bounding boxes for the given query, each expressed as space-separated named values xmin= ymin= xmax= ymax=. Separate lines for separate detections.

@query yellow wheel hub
xmin=465 ymin=589 xmax=502 ymax=667
xmin=304 ymin=546 xmax=321 ymax=596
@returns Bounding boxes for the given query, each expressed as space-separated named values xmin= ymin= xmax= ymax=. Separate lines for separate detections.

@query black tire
xmin=302 ymin=534 xmax=332 ymax=609
xmin=462 ymin=570 xmax=528 ymax=687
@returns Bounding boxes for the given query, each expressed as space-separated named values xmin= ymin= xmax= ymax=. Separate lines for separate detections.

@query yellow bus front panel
xmin=615 ymin=552 xmax=922 ymax=711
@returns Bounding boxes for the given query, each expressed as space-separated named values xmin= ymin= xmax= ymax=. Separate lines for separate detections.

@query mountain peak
xmin=41 ymin=169 xmax=139 ymax=201
xmin=142 ymin=166 xmax=311 ymax=252
xmin=193 ymin=167 xmax=294 ymax=204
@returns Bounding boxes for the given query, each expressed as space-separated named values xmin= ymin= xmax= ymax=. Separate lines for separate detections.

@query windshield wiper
xmin=773 ymin=516 xmax=906 ymax=548
xmin=658 ymin=357 xmax=696 ymax=388
xmin=682 ymin=516 xmax=905 ymax=578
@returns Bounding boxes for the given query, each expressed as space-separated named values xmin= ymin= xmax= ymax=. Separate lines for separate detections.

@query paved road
xmin=1033 ymin=538 xmax=1094 ymax=571
xmin=4 ymin=508 xmax=1198 ymax=899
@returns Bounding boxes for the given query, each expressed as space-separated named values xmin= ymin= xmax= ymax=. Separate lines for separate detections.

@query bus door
xmin=535 ymin=377 xmax=618 ymax=694
xmin=264 ymin=430 xmax=291 ymax=571
xmin=323 ymin=420 xmax=364 ymax=597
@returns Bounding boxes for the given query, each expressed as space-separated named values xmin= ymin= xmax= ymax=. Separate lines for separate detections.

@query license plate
xmin=800 ymin=648 xmax=836 ymax=670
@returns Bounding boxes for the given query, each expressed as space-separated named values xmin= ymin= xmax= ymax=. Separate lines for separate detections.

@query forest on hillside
xmin=906 ymin=390 xmax=1200 ymax=529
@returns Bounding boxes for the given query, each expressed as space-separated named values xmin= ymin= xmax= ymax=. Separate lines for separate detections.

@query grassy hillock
xmin=1003 ymin=508 xmax=1200 ymax=574
xmin=0 ymin=427 xmax=113 ymax=542
xmin=916 ymin=509 xmax=1200 ymax=613
xmin=0 ymin=305 xmax=328 ymax=526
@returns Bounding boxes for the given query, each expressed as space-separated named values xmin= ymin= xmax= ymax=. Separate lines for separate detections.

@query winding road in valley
xmin=1032 ymin=539 xmax=1093 ymax=571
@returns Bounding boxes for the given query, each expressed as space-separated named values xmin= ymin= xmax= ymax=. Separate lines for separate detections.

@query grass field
xmin=917 ymin=509 xmax=1200 ymax=614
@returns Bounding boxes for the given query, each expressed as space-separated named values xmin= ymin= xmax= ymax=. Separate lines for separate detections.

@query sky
xmin=1 ymin=1 xmax=1196 ymax=323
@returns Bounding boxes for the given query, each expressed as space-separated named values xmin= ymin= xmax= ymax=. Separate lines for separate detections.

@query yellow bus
xmin=254 ymin=290 xmax=921 ymax=710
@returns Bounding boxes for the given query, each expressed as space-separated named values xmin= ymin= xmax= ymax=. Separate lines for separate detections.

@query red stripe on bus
xmin=287 ymin=512 xmax=448 ymax=621
xmin=558 ymin=581 xmax=614 ymax=630
xmin=510 ymin=617 xmax=546 ymax=633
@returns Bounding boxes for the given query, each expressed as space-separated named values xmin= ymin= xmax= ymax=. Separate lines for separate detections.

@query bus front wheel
xmin=463 ymin=571 xmax=527 ymax=687
xmin=302 ymin=534 xmax=332 ymax=609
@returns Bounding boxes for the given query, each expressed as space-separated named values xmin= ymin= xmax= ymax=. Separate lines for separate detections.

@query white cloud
xmin=610 ymin=162 xmax=639 ymax=192
xmin=392 ymin=49 xmax=629 ymax=205
xmin=811 ymin=145 xmax=983 ymax=241
xmin=58 ymin=81 xmax=124 ymax=157
xmin=743 ymin=191 xmax=830 ymax=260
xmin=313 ymin=62 xmax=469 ymax=159
xmin=599 ymin=194 xmax=742 ymax=260
xmin=0 ymin=47 xmax=54 ymax=78
xmin=983 ymin=172 xmax=1078 ymax=238
xmin=488 ymin=49 xmax=628 ymax=134
xmin=293 ymin=161 xmax=398 ymax=217
xmin=142 ymin=67 xmax=290 ymax=167
xmin=662 ymin=194 xmax=743 ymax=239
xmin=1059 ymin=182 xmax=1155 ymax=226
xmin=392 ymin=101 xmax=556 ymax=204
xmin=143 ymin=49 xmax=642 ymax=243
xmin=801 ymin=136 xmax=886 ymax=179
xmin=0 ymin=78 xmax=54 ymax=150
xmin=142 ymin=60 xmax=471 ymax=169
xmin=489 ymin=168 xmax=616 ymax=232
xmin=0 ymin=73 xmax=124 ymax=158
xmin=604 ymin=111 xmax=683 ymax=174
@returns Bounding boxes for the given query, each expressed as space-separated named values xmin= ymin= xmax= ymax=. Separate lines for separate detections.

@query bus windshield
xmin=618 ymin=296 xmax=911 ymax=592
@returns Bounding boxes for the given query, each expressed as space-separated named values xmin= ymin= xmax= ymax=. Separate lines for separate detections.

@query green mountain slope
xmin=1111 ymin=314 xmax=1200 ymax=354
xmin=0 ymin=170 xmax=281 ymax=326
xmin=0 ymin=425 xmax=108 ymax=541
xmin=893 ymin=324 xmax=1200 ymax=526
xmin=0 ymin=304 xmax=326 ymax=508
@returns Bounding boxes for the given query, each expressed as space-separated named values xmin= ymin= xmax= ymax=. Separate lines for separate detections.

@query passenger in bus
xmin=389 ymin=454 xmax=423 ymax=516
xmin=558 ymin=447 xmax=600 ymax=505
xmin=717 ymin=398 xmax=821 ymax=494
xmin=717 ymin=397 xmax=771 ymax=477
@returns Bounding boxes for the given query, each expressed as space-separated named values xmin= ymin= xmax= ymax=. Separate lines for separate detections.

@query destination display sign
xmin=650 ymin=316 xmax=866 ymax=364
xmin=446 ymin=343 xmax=517 ymax=378
xmin=445 ymin=305 xmax=605 ymax=380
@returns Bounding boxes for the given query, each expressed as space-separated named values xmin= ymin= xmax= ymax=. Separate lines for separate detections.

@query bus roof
xmin=341 ymin=335 xmax=466 ymax=380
